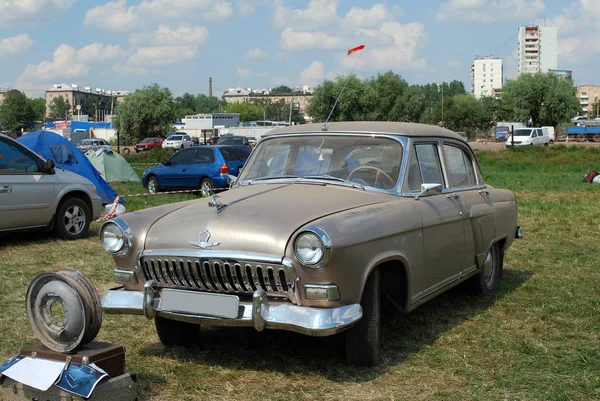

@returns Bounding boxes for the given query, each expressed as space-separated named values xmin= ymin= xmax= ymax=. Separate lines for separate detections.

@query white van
xmin=506 ymin=128 xmax=550 ymax=147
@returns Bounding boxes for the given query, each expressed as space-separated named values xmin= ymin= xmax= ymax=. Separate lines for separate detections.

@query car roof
xmin=266 ymin=121 xmax=463 ymax=141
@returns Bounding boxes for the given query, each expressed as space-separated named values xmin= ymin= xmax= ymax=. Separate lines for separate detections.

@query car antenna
xmin=322 ymin=44 xmax=366 ymax=131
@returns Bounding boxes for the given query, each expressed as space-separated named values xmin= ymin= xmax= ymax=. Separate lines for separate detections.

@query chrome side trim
xmin=461 ymin=265 xmax=478 ymax=277
xmin=101 ymin=288 xmax=362 ymax=337
xmin=140 ymin=249 xmax=283 ymax=264
xmin=412 ymin=272 xmax=461 ymax=304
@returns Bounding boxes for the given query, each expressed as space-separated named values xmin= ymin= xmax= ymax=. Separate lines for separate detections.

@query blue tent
xmin=17 ymin=130 xmax=119 ymax=204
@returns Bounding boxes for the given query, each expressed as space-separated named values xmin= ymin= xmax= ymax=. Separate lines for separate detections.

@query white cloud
xmin=281 ymin=28 xmax=345 ymax=50
xmin=436 ymin=0 xmax=546 ymax=22
xmin=0 ymin=34 xmax=34 ymax=55
xmin=238 ymin=0 xmax=265 ymax=15
xmin=113 ymin=64 xmax=148 ymax=76
xmin=237 ymin=67 xmax=251 ymax=78
xmin=299 ymin=61 xmax=324 ymax=85
xmin=128 ymin=46 xmax=198 ymax=65
xmin=244 ymin=48 xmax=268 ymax=59
xmin=84 ymin=0 xmax=233 ymax=32
xmin=129 ymin=24 xmax=209 ymax=46
xmin=274 ymin=2 xmax=427 ymax=70
xmin=447 ymin=60 xmax=462 ymax=68
xmin=0 ymin=0 xmax=77 ymax=26
xmin=17 ymin=43 xmax=125 ymax=84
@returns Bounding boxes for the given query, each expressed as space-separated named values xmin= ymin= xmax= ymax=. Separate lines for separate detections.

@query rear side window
xmin=443 ymin=145 xmax=476 ymax=188
xmin=221 ymin=147 xmax=251 ymax=161
xmin=169 ymin=148 xmax=195 ymax=165
xmin=193 ymin=148 xmax=215 ymax=164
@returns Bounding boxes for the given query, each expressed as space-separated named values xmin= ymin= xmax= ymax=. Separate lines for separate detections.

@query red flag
xmin=348 ymin=44 xmax=365 ymax=55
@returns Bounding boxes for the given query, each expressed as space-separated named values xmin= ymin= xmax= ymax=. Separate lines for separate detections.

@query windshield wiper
xmin=248 ymin=175 xmax=299 ymax=184
xmin=303 ymin=175 xmax=365 ymax=190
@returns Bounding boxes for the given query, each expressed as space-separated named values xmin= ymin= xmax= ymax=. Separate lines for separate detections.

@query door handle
xmin=479 ymin=190 xmax=490 ymax=196
xmin=0 ymin=185 xmax=12 ymax=193
xmin=181 ymin=169 xmax=186 ymax=172
xmin=446 ymin=193 xmax=459 ymax=200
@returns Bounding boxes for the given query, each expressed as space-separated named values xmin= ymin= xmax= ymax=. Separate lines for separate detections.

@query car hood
xmin=54 ymin=168 xmax=94 ymax=186
xmin=144 ymin=183 xmax=390 ymax=256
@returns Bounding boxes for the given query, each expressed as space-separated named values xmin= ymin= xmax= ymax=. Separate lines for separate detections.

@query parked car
xmin=77 ymin=138 xmax=112 ymax=152
xmin=0 ymin=134 xmax=102 ymax=239
xmin=141 ymin=145 xmax=251 ymax=193
xmin=216 ymin=135 xmax=251 ymax=147
xmin=505 ymin=127 xmax=550 ymax=147
xmin=162 ymin=134 xmax=193 ymax=150
xmin=135 ymin=137 xmax=165 ymax=152
xmin=100 ymin=122 xmax=521 ymax=366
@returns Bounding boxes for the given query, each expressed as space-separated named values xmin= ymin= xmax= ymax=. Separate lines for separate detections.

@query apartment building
xmin=517 ymin=25 xmax=558 ymax=74
xmin=576 ymin=86 xmax=600 ymax=117
xmin=471 ymin=57 xmax=503 ymax=99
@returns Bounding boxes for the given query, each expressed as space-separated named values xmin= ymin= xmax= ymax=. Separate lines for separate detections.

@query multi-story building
xmin=223 ymin=86 xmax=314 ymax=116
xmin=576 ymin=86 xmax=600 ymax=118
xmin=45 ymin=84 xmax=129 ymax=120
xmin=517 ymin=25 xmax=558 ymax=75
xmin=0 ymin=87 xmax=10 ymax=105
xmin=471 ymin=57 xmax=503 ymax=99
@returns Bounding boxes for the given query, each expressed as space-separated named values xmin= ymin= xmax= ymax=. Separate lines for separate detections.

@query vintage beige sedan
xmin=100 ymin=122 xmax=522 ymax=366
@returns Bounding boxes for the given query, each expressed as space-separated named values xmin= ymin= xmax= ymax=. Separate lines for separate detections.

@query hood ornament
xmin=189 ymin=229 xmax=220 ymax=249
xmin=208 ymin=195 xmax=227 ymax=212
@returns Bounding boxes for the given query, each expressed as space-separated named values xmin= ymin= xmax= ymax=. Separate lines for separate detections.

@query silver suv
xmin=0 ymin=134 xmax=102 ymax=239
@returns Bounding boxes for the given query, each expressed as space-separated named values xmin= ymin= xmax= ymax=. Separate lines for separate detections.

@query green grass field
xmin=1 ymin=146 xmax=599 ymax=400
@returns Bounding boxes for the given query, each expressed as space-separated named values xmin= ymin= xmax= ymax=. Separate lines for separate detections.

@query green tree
xmin=223 ymin=101 xmax=263 ymax=122
xmin=27 ymin=98 xmax=46 ymax=122
xmin=422 ymin=94 xmax=488 ymax=134
xmin=499 ymin=73 xmax=579 ymax=128
xmin=364 ymin=71 xmax=408 ymax=120
xmin=0 ymin=90 xmax=34 ymax=133
xmin=196 ymin=94 xmax=224 ymax=113
xmin=48 ymin=96 xmax=71 ymax=120
xmin=308 ymin=75 xmax=367 ymax=122
xmin=174 ymin=93 xmax=197 ymax=111
xmin=174 ymin=108 xmax=195 ymax=122
xmin=271 ymin=85 xmax=293 ymax=93
xmin=114 ymin=84 xmax=175 ymax=144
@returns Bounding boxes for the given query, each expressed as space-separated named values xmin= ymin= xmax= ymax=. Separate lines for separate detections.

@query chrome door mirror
xmin=227 ymin=174 xmax=238 ymax=188
xmin=414 ymin=183 xmax=443 ymax=200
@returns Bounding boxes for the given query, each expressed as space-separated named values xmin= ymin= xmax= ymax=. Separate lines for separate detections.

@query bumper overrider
xmin=101 ymin=281 xmax=363 ymax=336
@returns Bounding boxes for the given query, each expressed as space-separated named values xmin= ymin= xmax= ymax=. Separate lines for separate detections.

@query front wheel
xmin=467 ymin=242 xmax=502 ymax=295
xmin=54 ymin=197 xmax=91 ymax=240
xmin=155 ymin=316 xmax=199 ymax=347
xmin=345 ymin=268 xmax=380 ymax=366
xmin=148 ymin=176 xmax=161 ymax=193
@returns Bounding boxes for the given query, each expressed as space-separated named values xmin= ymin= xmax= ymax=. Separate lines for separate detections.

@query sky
xmin=0 ymin=0 xmax=598 ymax=99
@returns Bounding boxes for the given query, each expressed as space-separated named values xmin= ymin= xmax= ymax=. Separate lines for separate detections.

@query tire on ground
xmin=155 ymin=316 xmax=199 ymax=347
xmin=148 ymin=176 xmax=161 ymax=193
xmin=200 ymin=178 xmax=214 ymax=194
xmin=54 ymin=197 xmax=91 ymax=240
xmin=345 ymin=268 xmax=380 ymax=366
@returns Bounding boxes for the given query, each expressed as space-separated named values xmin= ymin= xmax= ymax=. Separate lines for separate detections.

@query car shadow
xmin=136 ymin=268 xmax=532 ymax=386
xmin=0 ymin=227 xmax=100 ymax=248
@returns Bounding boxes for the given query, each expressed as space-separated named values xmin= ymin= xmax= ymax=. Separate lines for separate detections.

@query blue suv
xmin=142 ymin=146 xmax=251 ymax=193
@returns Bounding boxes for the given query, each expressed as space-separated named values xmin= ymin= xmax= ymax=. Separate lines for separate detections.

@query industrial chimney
xmin=209 ymin=77 xmax=213 ymax=97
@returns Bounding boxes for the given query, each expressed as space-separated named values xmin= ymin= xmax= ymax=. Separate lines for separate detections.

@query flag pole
xmin=322 ymin=46 xmax=365 ymax=130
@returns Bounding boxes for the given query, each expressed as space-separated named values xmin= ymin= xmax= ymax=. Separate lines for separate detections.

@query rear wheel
xmin=577 ymin=134 xmax=586 ymax=143
xmin=593 ymin=134 xmax=600 ymax=143
xmin=467 ymin=242 xmax=502 ymax=295
xmin=345 ymin=268 xmax=380 ymax=366
xmin=54 ymin=197 xmax=90 ymax=240
xmin=155 ymin=316 xmax=199 ymax=347
xmin=200 ymin=178 xmax=214 ymax=194
xmin=148 ymin=176 xmax=161 ymax=193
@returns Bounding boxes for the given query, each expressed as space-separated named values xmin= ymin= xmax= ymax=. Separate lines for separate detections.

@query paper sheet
xmin=55 ymin=363 xmax=108 ymax=398
xmin=2 ymin=357 xmax=65 ymax=391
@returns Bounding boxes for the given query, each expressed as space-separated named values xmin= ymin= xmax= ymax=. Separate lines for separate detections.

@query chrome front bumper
xmin=101 ymin=285 xmax=362 ymax=337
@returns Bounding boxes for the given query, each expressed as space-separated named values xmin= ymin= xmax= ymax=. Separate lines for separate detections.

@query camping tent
xmin=16 ymin=130 xmax=119 ymax=204
xmin=85 ymin=149 xmax=140 ymax=183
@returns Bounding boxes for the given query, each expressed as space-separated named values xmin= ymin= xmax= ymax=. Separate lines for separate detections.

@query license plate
xmin=159 ymin=289 xmax=239 ymax=318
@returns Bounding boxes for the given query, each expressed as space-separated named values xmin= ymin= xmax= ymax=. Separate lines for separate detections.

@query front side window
xmin=0 ymin=139 xmax=41 ymax=173
xmin=443 ymin=145 xmax=476 ymax=188
xmin=169 ymin=148 xmax=195 ymax=165
xmin=409 ymin=144 xmax=444 ymax=190
xmin=240 ymin=135 xmax=403 ymax=189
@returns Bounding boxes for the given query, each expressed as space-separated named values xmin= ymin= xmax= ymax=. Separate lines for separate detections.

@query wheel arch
xmin=364 ymin=255 xmax=411 ymax=312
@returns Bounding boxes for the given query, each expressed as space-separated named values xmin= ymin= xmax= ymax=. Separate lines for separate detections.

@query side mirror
xmin=45 ymin=158 xmax=55 ymax=174
xmin=414 ymin=183 xmax=442 ymax=200
xmin=227 ymin=174 xmax=238 ymax=188
xmin=162 ymin=160 xmax=170 ymax=166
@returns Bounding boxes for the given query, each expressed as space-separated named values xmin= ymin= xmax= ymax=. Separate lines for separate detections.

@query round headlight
xmin=101 ymin=223 xmax=126 ymax=254
xmin=295 ymin=232 xmax=324 ymax=265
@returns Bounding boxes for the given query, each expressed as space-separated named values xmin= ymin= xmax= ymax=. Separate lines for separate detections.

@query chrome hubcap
xmin=201 ymin=181 xmax=212 ymax=191
xmin=64 ymin=206 xmax=85 ymax=235
xmin=149 ymin=179 xmax=157 ymax=193
xmin=483 ymin=249 xmax=495 ymax=288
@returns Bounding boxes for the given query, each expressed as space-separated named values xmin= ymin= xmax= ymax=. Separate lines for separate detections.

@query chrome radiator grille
xmin=140 ymin=255 xmax=298 ymax=302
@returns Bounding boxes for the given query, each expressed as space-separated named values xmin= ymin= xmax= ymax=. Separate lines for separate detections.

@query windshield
xmin=167 ymin=135 xmax=183 ymax=140
xmin=239 ymin=135 xmax=403 ymax=189
xmin=513 ymin=129 xmax=532 ymax=137
xmin=141 ymin=138 xmax=154 ymax=143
